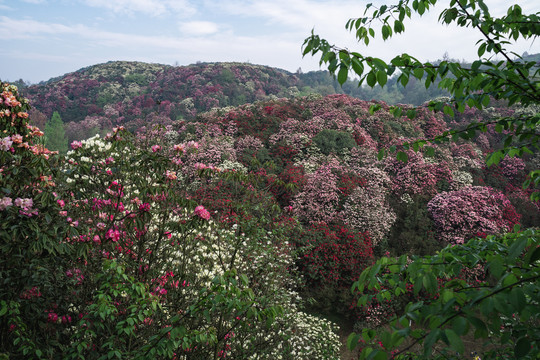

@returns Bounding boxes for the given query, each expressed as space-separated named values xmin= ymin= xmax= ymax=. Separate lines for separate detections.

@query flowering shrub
xmin=342 ymin=167 xmax=396 ymax=246
xmin=0 ymin=82 xmax=75 ymax=358
xmin=296 ymin=222 xmax=373 ymax=313
xmin=292 ymin=160 xmax=342 ymax=224
xmin=427 ymin=186 xmax=521 ymax=244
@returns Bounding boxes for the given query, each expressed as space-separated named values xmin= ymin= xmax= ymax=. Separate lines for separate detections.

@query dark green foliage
xmin=312 ymin=129 xmax=357 ymax=155
xmin=43 ymin=111 xmax=68 ymax=153
xmin=387 ymin=196 xmax=444 ymax=256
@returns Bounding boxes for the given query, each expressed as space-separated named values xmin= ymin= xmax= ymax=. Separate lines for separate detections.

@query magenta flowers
xmin=194 ymin=205 xmax=211 ymax=220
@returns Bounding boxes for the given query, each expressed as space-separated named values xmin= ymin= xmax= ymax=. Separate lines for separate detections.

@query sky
xmin=1 ymin=0 xmax=538 ymax=84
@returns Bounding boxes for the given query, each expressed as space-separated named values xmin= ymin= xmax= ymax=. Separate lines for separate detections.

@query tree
xmin=43 ymin=111 xmax=68 ymax=153
xmin=303 ymin=1 xmax=540 ymax=358
xmin=303 ymin=0 xmax=539 ymax=200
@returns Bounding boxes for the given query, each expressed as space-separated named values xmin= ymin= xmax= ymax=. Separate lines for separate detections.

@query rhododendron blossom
xmin=194 ymin=205 xmax=211 ymax=220
xmin=0 ymin=136 xmax=13 ymax=151
xmin=428 ymin=186 xmax=521 ymax=244
xmin=70 ymin=140 xmax=82 ymax=150
xmin=0 ymin=196 xmax=13 ymax=210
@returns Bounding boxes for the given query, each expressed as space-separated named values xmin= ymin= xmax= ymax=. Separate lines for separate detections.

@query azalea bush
xmin=0 ymin=82 xmax=76 ymax=358
xmin=428 ymin=186 xmax=521 ymax=244
xmin=295 ymin=222 xmax=373 ymax=314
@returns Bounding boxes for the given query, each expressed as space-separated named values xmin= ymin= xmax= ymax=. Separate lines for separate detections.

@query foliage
xmin=303 ymin=0 xmax=540 ymax=200
xmin=348 ymin=228 xmax=540 ymax=359
xmin=43 ymin=111 xmax=68 ymax=153
xmin=312 ymin=128 xmax=357 ymax=155
xmin=303 ymin=0 xmax=540 ymax=357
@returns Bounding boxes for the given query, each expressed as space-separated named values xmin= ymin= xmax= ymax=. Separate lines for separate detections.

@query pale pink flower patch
xmin=70 ymin=141 xmax=82 ymax=150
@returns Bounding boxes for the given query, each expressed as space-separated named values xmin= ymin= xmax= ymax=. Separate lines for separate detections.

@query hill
xmin=22 ymin=61 xmax=306 ymax=141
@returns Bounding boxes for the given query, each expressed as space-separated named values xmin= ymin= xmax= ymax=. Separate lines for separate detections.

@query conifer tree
xmin=44 ymin=111 xmax=68 ymax=153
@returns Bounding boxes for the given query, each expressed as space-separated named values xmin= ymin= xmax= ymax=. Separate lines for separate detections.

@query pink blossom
xmin=139 ymin=203 xmax=151 ymax=212
xmin=70 ymin=140 xmax=83 ymax=150
xmin=0 ymin=136 xmax=13 ymax=151
xmin=165 ymin=170 xmax=177 ymax=180
xmin=14 ymin=198 xmax=33 ymax=210
xmin=194 ymin=205 xmax=211 ymax=220
xmin=106 ymin=228 xmax=121 ymax=242
xmin=0 ymin=196 xmax=12 ymax=210
xmin=10 ymin=134 xmax=23 ymax=144
xmin=47 ymin=312 xmax=58 ymax=323
xmin=57 ymin=199 xmax=65 ymax=208
xmin=151 ymin=144 xmax=161 ymax=152
xmin=173 ymin=144 xmax=184 ymax=153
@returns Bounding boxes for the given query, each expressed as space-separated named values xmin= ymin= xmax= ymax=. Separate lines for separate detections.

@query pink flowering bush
xmin=0 ymin=82 xmax=75 ymax=357
xmin=342 ymin=167 xmax=396 ymax=246
xmin=292 ymin=160 xmax=342 ymax=224
xmin=427 ymin=186 xmax=521 ymax=244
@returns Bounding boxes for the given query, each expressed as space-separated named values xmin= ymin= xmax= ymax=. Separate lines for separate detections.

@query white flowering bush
xmin=56 ymin=127 xmax=341 ymax=359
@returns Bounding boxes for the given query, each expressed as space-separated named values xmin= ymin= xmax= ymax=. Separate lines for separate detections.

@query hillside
xmin=22 ymin=60 xmax=455 ymax=143
xmin=2 ymin=72 xmax=539 ymax=358
xmin=22 ymin=61 xmax=305 ymax=140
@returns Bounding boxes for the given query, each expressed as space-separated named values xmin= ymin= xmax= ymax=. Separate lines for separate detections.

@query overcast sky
xmin=1 ymin=0 xmax=538 ymax=84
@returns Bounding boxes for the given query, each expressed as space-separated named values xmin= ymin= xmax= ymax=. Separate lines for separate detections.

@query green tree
xmin=44 ymin=111 xmax=68 ymax=153
xmin=303 ymin=0 xmax=539 ymax=200
xmin=303 ymin=1 xmax=540 ymax=358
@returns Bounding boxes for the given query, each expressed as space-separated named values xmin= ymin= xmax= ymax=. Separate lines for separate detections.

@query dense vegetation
xmin=2 ymin=75 xmax=538 ymax=358
xmin=19 ymin=59 xmax=469 ymax=145
xmin=1 ymin=0 xmax=539 ymax=357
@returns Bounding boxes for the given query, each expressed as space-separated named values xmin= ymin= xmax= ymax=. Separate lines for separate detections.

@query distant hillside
xmin=23 ymin=61 xmax=308 ymax=139
xmin=21 ymin=54 xmax=539 ymax=142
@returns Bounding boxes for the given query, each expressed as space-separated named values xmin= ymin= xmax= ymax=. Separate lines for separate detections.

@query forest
xmin=1 ymin=1 xmax=539 ymax=359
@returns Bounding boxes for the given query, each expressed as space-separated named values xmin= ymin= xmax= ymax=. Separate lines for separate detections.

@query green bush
xmin=312 ymin=128 xmax=356 ymax=155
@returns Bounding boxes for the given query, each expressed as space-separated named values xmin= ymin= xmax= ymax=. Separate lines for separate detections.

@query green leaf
xmin=443 ymin=105 xmax=454 ymax=117
xmin=406 ymin=109 xmax=416 ymax=119
xmin=451 ymin=316 xmax=468 ymax=336
xmin=396 ymin=151 xmax=408 ymax=163
xmin=508 ymin=237 xmax=528 ymax=260
xmin=377 ymin=70 xmax=388 ymax=86
xmin=337 ymin=65 xmax=348 ymax=85
xmin=527 ymin=246 xmax=540 ymax=265
xmin=351 ymin=57 xmax=364 ymax=76
xmin=347 ymin=333 xmax=361 ymax=351
xmin=488 ymin=255 xmax=504 ymax=279
xmin=509 ymin=288 xmax=526 ymax=312
xmin=423 ymin=329 xmax=440 ymax=356
xmin=366 ymin=71 xmax=377 ymax=87
xmin=445 ymin=329 xmax=464 ymax=354
xmin=515 ymin=337 xmax=531 ymax=358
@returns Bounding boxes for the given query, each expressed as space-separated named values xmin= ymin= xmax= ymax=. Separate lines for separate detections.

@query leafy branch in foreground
xmin=348 ymin=227 xmax=540 ymax=359
xmin=303 ymin=0 xmax=540 ymax=199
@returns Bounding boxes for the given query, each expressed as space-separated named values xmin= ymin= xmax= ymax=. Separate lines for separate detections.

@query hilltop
xmin=22 ymin=60 xmax=457 ymax=143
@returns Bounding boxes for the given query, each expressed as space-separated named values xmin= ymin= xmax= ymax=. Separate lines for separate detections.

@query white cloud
xmin=179 ymin=21 xmax=220 ymax=36
xmin=81 ymin=0 xmax=197 ymax=17
xmin=21 ymin=0 xmax=47 ymax=4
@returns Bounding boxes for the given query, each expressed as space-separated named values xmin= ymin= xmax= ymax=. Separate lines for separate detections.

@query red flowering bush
xmin=296 ymin=222 xmax=373 ymax=314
